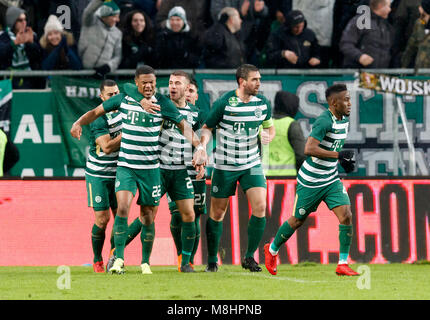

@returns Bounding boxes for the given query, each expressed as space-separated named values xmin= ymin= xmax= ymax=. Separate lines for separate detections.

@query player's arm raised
xmin=70 ymin=104 xmax=106 ymax=140
xmin=304 ymin=136 xmax=338 ymax=159
xmin=95 ymin=132 xmax=122 ymax=154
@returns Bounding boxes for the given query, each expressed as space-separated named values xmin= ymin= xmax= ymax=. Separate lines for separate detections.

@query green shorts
xmin=293 ymin=179 xmax=351 ymax=220
xmin=115 ymin=166 xmax=161 ymax=206
xmin=160 ymin=168 xmax=194 ymax=202
xmin=85 ymin=173 xmax=117 ymax=211
xmin=168 ymin=179 xmax=207 ymax=215
xmin=211 ymin=164 xmax=267 ymax=198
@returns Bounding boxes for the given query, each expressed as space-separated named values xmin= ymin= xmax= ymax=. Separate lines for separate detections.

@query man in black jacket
xmin=202 ymin=7 xmax=246 ymax=69
xmin=339 ymin=0 xmax=393 ymax=68
xmin=266 ymin=10 xmax=321 ymax=69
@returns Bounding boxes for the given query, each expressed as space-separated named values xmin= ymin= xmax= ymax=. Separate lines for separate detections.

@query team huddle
xmin=70 ymin=64 xmax=359 ymax=276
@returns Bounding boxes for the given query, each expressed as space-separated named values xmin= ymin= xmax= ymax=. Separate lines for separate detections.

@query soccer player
xmin=196 ymin=64 xmax=276 ymax=272
xmin=71 ymin=65 xmax=207 ymax=274
xmin=264 ymin=83 xmax=359 ymax=276
xmin=86 ymin=79 xmax=122 ymax=273
xmin=167 ymin=78 xmax=208 ymax=271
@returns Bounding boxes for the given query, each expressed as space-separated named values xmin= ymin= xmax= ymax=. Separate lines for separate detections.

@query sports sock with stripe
xmin=245 ymin=215 xmax=266 ymax=259
xmin=169 ymin=211 xmax=182 ymax=256
xmin=125 ymin=217 xmax=143 ymax=246
xmin=141 ymin=222 xmax=155 ymax=265
xmin=91 ymin=224 xmax=105 ymax=263
xmin=190 ymin=214 xmax=201 ymax=265
xmin=338 ymin=224 xmax=353 ymax=264
xmin=113 ymin=216 xmax=128 ymax=260
xmin=206 ymin=217 xmax=223 ymax=264
xmin=270 ymin=220 xmax=295 ymax=254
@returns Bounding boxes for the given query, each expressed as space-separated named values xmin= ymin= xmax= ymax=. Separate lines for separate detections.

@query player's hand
xmin=260 ymin=129 xmax=271 ymax=145
xmin=338 ymin=150 xmax=355 ymax=173
xmin=70 ymin=122 xmax=82 ymax=140
xmin=283 ymin=50 xmax=298 ymax=64
xmin=139 ymin=98 xmax=160 ymax=114
xmin=195 ymin=164 xmax=206 ymax=180
xmin=308 ymin=57 xmax=321 ymax=67
xmin=192 ymin=148 xmax=208 ymax=167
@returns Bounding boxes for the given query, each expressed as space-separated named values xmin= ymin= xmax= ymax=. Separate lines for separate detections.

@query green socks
xmin=91 ymin=224 xmax=105 ymax=263
xmin=170 ymin=211 xmax=182 ymax=256
xmin=126 ymin=217 xmax=143 ymax=246
xmin=181 ymin=221 xmax=196 ymax=266
xmin=113 ymin=216 xmax=128 ymax=260
xmin=245 ymin=216 xmax=266 ymax=259
xmin=190 ymin=214 xmax=201 ymax=265
xmin=339 ymin=224 xmax=353 ymax=264
xmin=206 ymin=217 xmax=223 ymax=264
xmin=141 ymin=223 xmax=155 ymax=265
xmin=270 ymin=220 xmax=296 ymax=254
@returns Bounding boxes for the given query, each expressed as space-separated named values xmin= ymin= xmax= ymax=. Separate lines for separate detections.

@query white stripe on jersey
xmin=302 ymin=161 xmax=338 ymax=175
xmin=311 ymin=157 xmax=338 ymax=167
xmin=119 ymin=152 xmax=159 ymax=161
xmin=88 ymin=154 xmax=118 ymax=164
xmin=121 ymin=132 xmax=159 ymax=142
xmin=298 ymin=169 xmax=338 ymax=183
xmin=117 ymin=161 xmax=160 ymax=169
xmin=86 ymin=162 xmax=117 ymax=172
xmin=223 ymin=115 xmax=267 ymax=122
xmin=297 ymin=177 xmax=340 ymax=188
xmin=326 ymin=132 xmax=347 ymax=140
xmin=120 ymin=142 xmax=159 ymax=152
xmin=122 ymin=122 xmax=161 ymax=133
xmin=224 ymin=104 xmax=267 ymax=113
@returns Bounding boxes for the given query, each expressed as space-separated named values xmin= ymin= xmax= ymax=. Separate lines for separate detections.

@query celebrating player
xmin=167 ymin=78 xmax=208 ymax=271
xmin=264 ymin=83 xmax=359 ymax=276
xmin=196 ymin=64 xmax=276 ymax=272
xmin=71 ymin=66 xmax=207 ymax=274
xmin=85 ymin=80 xmax=122 ymax=273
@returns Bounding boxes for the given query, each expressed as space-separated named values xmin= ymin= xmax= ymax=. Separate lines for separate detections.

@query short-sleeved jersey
xmin=297 ymin=109 xmax=349 ymax=188
xmin=159 ymin=102 xmax=204 ymax=170
xmin=85 ymin=111 xmax=122 ymax=178
xmin=102 ymin=91 xmax=183 ymax=170
xmin=205 ymin=90 xmax=272 ymax=171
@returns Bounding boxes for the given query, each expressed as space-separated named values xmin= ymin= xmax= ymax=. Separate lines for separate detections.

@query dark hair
xmin=325 ymin=84 xmax=347 ymax=100
xmin=135 ymin=65 xmax=155 ymax=77
xmin=189 ymin=77 xmax=198 ymax=90
xmin=236 ymin=64 xmax=259 ymax=85
xmin=100 ymin=79 xmax=117 ymax=92
xmin=171 ymin=70 xmax=191 ymax=83
xmin=121 ymin=10 xmax=155 ymax=46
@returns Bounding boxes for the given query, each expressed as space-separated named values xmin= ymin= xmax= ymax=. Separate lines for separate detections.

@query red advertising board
xmin=0 ymin=179 xmax=429 ymax=266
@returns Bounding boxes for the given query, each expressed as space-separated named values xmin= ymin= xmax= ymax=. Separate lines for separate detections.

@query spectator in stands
xmin=202 ymin=7 xmax=246 ymax=68
xmin=266 ymin=10 xmax=321 ymax=68
xmin=210 ymin=0 xmax=270 ymax=64
xmin=155 ymin=0 xmax=209 ymax=42
xmin=0 ymin=6 xmax=42 ymax=88
xmin=266 ymin=0 xmax=292 ymax=25
xmin=401 ymin=1 xmax=430 ymax=68
xmin=78 ymin=0 xmax=122 ymax=79
xmin=392 ymin=0 xmax=420 ymax=67
xmin=339 ymin=0 xmax=393 ymax=68
xmin=133 ymin=0 xmax=160 ymax=21
xmin=154 ymin=6 xmax=201 ymax=68
xmin=293 ymin=0 xmax=336 ymax=68
xmin=264 ymin=90 xmax=305 ymax=176
xmin=119 ymin=10 xmax=155 ymax=68
xmin=39 ymin=15 xmax=82 ymax=70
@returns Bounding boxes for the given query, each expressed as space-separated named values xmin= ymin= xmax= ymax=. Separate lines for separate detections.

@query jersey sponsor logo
xmin=187 ymin=113 xmax=194 ymax=124
xmin=228 ymin=96 xmax=239 ymax=107
xmin=233 ymin=122 xmax=246 ymax=132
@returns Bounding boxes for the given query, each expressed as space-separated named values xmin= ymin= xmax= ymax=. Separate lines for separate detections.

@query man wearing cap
xmin=78 ymin=0 xmax=122 ymax=79
xmin=154 ymin=6 xmax=201 ymax=69
xmin=401 ymin=0 xmax=430 ymax=68
xmin=0 ymin=6 xmax=42 ymax=88
xmin=266 ymin=10 xmax=321 ymax=68
xmin=339 ymin=0 xmax=393 ymax=68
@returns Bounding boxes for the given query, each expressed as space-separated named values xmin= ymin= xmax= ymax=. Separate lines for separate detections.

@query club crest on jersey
xmin=187 ymin=113 xmax=194 ymax=123
xmin=228 ymin=96 xmax=239 ymax=107
xmin=95 ymin=196 xmax=102 ymax=203
xmin=254 ymin=107 xmax=263 ymax=118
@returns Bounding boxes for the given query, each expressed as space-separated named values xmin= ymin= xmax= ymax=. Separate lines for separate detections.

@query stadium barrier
xmin=0 ymin=178 xmax=429 ymax=266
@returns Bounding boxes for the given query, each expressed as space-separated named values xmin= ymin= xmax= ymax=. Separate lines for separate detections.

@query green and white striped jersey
xmin=159 ymin=102 xmax=203 ymax=170
xmin=297 ymin=109 xmax=349 ymax=188
xmin=205 ymin=90 xmax=272 ymax=171
xmin=102 ymin=91 xmax=183 ymax=170
xmin=85 ymin=111 xmax=122 ymax=179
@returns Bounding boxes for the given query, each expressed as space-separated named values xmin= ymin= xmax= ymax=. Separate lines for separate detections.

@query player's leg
xmin=265 ymin=183 xmax=321 ymax=275
xmin=92 ymin=209 xmax=110 ymax=272
xmin=112 ymin=190 xmax=134 ymax=263
xmin=175 ymin=198 xmax=196 ymax=272
xmin=206 ymin=168 xmax=238 ymax=271
xmin=190 ymin=212 xmax=201 ymax=266
xmin=167 ymin=194 xmax=183 ymax=269
xmin=325 ymin=180 xmax=358 ymax=276
xmin=190 ymin=180 xmax=207 ymax=267
xmin=139 ymin=204 xmax=157 ymax=274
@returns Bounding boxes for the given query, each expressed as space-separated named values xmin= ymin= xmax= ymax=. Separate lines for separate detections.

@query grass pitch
xmin=0 ymin=263 xmax=429 ymax=300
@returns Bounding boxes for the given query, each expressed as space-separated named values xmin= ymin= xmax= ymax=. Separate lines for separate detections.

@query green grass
xmin=0 ymin=264 xmax=429 ymax=300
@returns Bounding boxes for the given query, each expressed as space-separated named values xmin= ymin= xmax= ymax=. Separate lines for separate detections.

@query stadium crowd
xmin=0 ymin=0 xmax=430 ymax=88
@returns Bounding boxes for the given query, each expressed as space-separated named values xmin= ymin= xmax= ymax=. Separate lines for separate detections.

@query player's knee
xmin=289 ymin=217 xmax=304 ymax=230
xmin=339 ymin=208 xmax=352 ymax=225
xmin=252 ymin=201 xmax=266 ymax=217
xmin=95 ymin=213 xmax=110 ymax=228
xmin=181 ymin=210 xmax=195 ymax=223
xmin=116 ymin=206 xmax=129 ymax=218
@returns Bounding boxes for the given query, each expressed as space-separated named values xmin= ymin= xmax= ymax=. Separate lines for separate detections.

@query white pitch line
xmin=234 ymin=272 xmax=329 ymax=283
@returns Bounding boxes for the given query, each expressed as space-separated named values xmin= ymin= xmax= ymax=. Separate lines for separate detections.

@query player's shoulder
xmin=255 ymin=93 xmax=270 ymax=104
xmin=215 ymin=90 xmax=236 ymax=103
